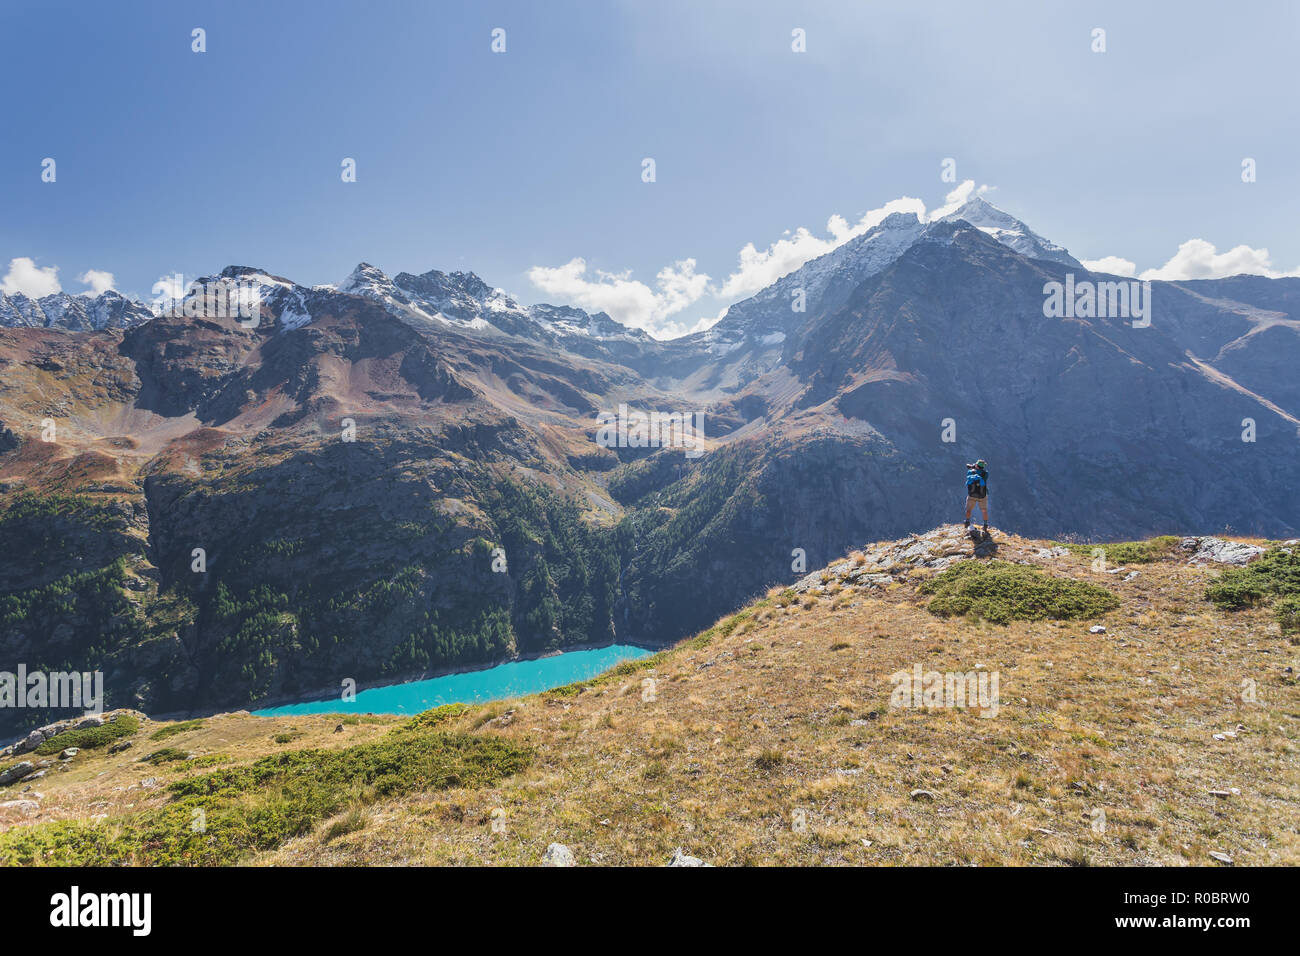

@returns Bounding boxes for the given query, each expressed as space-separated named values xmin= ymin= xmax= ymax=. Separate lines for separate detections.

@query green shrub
xmin=754 ymin=749 xmax=785 ymax=772
xmin=186 ymin=754 xmax=229 ymax=769
xmin=1 ymin=728 xmax=531 ymax=866
xmin=140 ymin=747 xmax=190 ymax=764
xmin=332 ymin=714 xmax=387 ymax=726
xmin=1205 ymin=548 xmax=1300 ymax=610
xmin=544 ymin=681 xmax=589 ymax=699
xmin=1275 ymin=594 xmax=1300 ymax=635
xmin=33 ymin=714 xmax=139 ymax=755
xmin=392 ymin=703 xmax=469 ymax=734
xmin=150 ymin=719 xmax=205 ymax=741
xmin=323 ymin=809 xmax=366 ymax=843
xmin=920 ymin=561 xmax=1120 ymax=624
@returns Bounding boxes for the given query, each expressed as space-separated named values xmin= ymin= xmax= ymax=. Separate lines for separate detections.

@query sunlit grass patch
xmin=1055 ymin=535 xmax=1180 ymax=565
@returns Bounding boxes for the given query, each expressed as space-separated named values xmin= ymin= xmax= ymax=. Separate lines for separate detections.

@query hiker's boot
xmin=963 ymin=518 xmax=970 ymax=528
xmin=982 ymin=522 xmax=989 ymax=533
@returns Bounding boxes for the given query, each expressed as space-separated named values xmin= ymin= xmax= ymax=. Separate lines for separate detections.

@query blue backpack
xmin=966 ymin=468 xmax=987 ymax=498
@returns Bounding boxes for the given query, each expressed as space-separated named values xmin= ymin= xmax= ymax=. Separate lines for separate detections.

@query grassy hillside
xmin=3 ymin=526 xmax=1297 ymax=866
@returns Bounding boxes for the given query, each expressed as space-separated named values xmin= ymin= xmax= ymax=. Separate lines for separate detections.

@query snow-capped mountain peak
xmin=938 ymin=196 xmax=1079 ymax=267
xmin=696 ymin=209 xmax=928 ymax=350
xmin=528 ymin=303 xmax=652 ymax=342
xmin=0 ymin=288 xmax=153 ymax=331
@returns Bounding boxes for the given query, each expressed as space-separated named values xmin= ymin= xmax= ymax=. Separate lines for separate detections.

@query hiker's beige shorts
xmin=965 ymin=495 xmax=988 ymax=512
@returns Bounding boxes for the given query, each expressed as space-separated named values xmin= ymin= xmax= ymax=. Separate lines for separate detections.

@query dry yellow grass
xmin=4 ymin=528 xmax=1297 ymax=866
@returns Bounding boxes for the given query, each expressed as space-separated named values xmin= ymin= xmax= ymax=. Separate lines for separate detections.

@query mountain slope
xmin=0 ymin=282 xmax=684 ymax=732
xmin=4 ymin=528 xmax=1295 ymax=866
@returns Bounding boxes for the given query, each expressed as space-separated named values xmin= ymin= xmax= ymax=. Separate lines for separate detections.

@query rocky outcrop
xmin=1180 ymin=537 xmax=1266 ymax=566
xmin=0 ymin=761 xmax=35 ymax=786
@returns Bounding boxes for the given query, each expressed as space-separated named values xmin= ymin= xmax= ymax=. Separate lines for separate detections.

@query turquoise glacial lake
xmin=253 ymin=644 xmax=653 ymax=717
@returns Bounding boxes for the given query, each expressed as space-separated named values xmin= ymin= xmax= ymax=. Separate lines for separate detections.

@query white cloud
xmin=525 ymin=182 xmax=1292 ymax=337
xmin=152 ymin=273 xmax=189 ymax=304
xmin=1 ymin=257 xmax=61 ymax=298
xmin=528 ymin=182 xmax=1001 ymax=336
xmin=526 ymin=257 xmax=711 ymax=338
xmin=78 ymin=269 xmax=116 ymax=295
xmin=653 ymin=309 xmax=720 ymax=340
xmin=925 ymin=180 xmax=992 ymax=221
xmin=1138 ymin=239 xmax=1300 ymax=281
xmin=716 ymin=195 xmax=927 ymax=302
xmin=1081 ymin=255 xmax=1137 ymax=277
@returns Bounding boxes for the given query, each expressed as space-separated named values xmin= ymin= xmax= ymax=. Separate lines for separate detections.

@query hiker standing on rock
xmin=964 ymin=459 xmax=989 ymax=533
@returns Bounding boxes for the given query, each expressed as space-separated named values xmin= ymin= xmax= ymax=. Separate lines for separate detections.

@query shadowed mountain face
xmin=783 ymin=223 xmax=1298 ymax=538
xmin=2 ymin=201 xmax=1298 ymax=730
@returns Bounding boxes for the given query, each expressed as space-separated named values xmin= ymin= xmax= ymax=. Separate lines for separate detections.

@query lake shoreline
xmin=251 ymin=641 xmax=660 ymax=718
xmin=148 ymin=639 xmax=664 ymax=723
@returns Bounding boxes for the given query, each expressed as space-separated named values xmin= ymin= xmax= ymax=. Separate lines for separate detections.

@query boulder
xmin=14 ymin=730 xmax=44 ymax=755
xmin=1180 ymin=537 xmax=1265 ymax=566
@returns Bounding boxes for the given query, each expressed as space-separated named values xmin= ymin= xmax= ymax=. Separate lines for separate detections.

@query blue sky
xmin=2 ymin=0 xmax=1297 ymax=337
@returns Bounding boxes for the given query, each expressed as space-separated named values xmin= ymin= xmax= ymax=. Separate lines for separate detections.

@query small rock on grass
xmin=910 ymin=789 xmax=937 ymax=802
xmin=667 ymin=847 xmax=712 ymax=867
xmin=541 ymin=843 xmax=576 ymax=867
xmin=1208 ymin=851 xmax=1234 ymax=865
